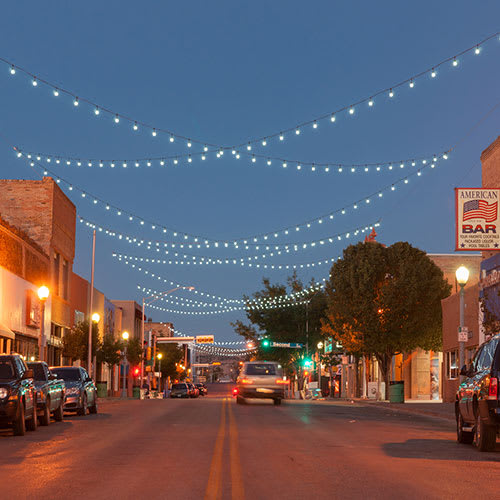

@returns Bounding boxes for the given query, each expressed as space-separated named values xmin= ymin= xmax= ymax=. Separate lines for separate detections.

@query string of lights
xmin=19 ymin=149 xmax=435 ymax=247
xmin=2 ymin=31 xmax=497 ymax=152
xmin=16 ymin=146 xmax=448 ymax=175
xmin=233 ymin=32 xmax=500 ymax=150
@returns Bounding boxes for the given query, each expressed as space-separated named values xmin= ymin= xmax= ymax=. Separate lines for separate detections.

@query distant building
xmin=110 ymin=300 xmax=143 ymax=340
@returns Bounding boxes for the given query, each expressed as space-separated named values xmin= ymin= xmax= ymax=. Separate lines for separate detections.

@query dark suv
xmin=0 ymin=354 xmax=38 ymax=435
xmin=456 ymin=334 xmax=500 ymax=451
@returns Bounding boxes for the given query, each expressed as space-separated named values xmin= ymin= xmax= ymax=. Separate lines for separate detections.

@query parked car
xmin=196 ymin=383 xmax=207 ymax=396
xmin=50 ymin=366 xmax=97 ymax=416
xmin=0 ymin=354 xmax=38 ymax=435
xmin=456 ymin=333 xmax=500 ymax=451
xmin=187 ymin=383 xmax=199 ymax=398
xmin=170 ymin=383 xmax=190 ymax=398
xmin=27 ymin=361 xmax=65 ymax=425
xmin=235 ymin=361 xmax=287 ymax=406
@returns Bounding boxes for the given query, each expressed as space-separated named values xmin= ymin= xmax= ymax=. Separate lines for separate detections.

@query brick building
xmin=0 ymin=177 xmax=76 ymax=365
xmin=441 ymin=136 xmax=500 ymax=402
xmin=0 ymin=214 xmax=51 ymax=357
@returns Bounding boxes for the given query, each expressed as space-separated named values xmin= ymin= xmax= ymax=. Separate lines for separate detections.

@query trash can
xmin=389 ymin=381 xmax=404 ymax=403
xmin=96 ymin=382 xmax=108 ymax=398
xmin=133 ymin=387 xmax=141 ymax=399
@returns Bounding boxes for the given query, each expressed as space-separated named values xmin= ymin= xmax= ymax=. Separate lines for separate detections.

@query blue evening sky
xmin=0 ymin=2 xmax=499 ymax=342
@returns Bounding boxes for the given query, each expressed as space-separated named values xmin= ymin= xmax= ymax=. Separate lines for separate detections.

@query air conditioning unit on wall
xmin=367 ymin=382 xmax=385 ymax=400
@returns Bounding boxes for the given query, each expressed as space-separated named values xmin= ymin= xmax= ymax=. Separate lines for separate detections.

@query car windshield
xmin=0 ymin=360 xmax=15 ymax=379
xmin=51 ymin=368 xmax=80 ymax=381
xmin=245 ymin=364 xmax=277 ymax=376
xmin=172 ymin=384 xmax=187 ymax=390
xmin=27 ymin=363 xmax=46 ymax=380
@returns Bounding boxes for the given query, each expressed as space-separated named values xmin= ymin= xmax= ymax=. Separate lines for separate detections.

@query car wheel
xmin=273 ymin=398 xmax=282 ymax=406
xmin=53 ymin=400 xmax=64 ymax=422
xmin=456 ymin=412 xmax=473 ymax=444
xmin=236 ymin=396 xmax=245 ymax=405
xmin=474 ymin=412 xmax=496 ymax=452
xmin=26 ymin=400 xmax=38 ymax=431
xmin=89 ymin=395 xmax=98 ymax=414
xmin=77 ymin=395 xmax=87 ymax=416
xmin=12 ymin=402 xmax=26 ymax=436
xmin=40 ymin=397 xmax=51 ymax=426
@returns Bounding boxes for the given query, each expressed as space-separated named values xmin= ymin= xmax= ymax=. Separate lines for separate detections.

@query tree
xmin=322 ymin=241 xmax=451 ymax=391
xmin=231 ymin=272 xmax=327 ymax=378
xmin=156 ymin=344 xmax=184 ymax=380
xmin=480 ymin=288 xmax=500 ymax=340
xmin=97 ymin=334 xmax=122 ymax=387
xmin=125 ymin=337 xmax=143 ymax=366
xmin=63 ymin=321 xmax=101 ymax=365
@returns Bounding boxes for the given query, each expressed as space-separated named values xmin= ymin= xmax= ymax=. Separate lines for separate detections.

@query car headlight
xmin=0 ymin=387 xmax=8 ymax=399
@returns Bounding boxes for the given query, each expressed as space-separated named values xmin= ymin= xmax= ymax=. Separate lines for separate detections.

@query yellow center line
xmin=227 ymin=398 xmax=245 ymax=500
xmin=205 ymin=398 xmax=227 ymax=500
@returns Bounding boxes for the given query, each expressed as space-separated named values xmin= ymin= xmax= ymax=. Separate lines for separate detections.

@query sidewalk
xmin=352 ymin=398 xmax=455 ymax=421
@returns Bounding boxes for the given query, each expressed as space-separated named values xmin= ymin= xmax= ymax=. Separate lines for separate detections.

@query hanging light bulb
xmin=187 ymin=140 xmax=192 ymax=148
xmin=409 ymin=80 xmax=415 ymax=88
xmin=475 ymin=46 xmax=481 ymax=55
xmin=431 ymin=69 xmax=437 ymax=78
xmin=94 ymin=107 xmax=100 ymax=115
xmin=368 ymin=99 xmax=374 ymax=107
xmin=32 ymin=78 xmax=38 ymax=86
xmin=114 ymin=115 xmax=120 ymax=123
xmin=262 ymin=140 xmax=267 ymax=146
xmin=388 ymin=89 xmax=394 ymax=98
xmin=133 ymin=122 xmax=138 ymax=130
xmin=73 ymin=97 xmax=79 ymax=106
xmin=349 ymin=107 xmax=355 ymax=115
xmin=247 ymin=144 xmax=252 ymax=151
xmin=9 ymin=66 xmax=15 ymax=75
xmin=452 ymin=58 xmax=458 ymax=67
xmin=53 ymin=88 xmax=59 ymax=97
xmin=152 ymin=129 xmax=157 ymax=137
xmin=330 ymin=114 xmax=336 ymax=122
xmin=295 ymin=128 xmax=300 ymax=135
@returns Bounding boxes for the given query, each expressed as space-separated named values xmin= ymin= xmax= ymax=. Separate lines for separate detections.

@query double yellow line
xmin=205 ymin=397 xmax=244 ymax=500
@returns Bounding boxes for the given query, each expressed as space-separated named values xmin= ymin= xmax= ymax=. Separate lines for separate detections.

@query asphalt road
xmin=1 ymin=383 xmax=499 ymax=500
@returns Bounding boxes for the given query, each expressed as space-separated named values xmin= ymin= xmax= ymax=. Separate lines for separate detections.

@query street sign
xmin=192 ymin=363 xmax=211 ymax=367
xmin=270 ymin=342 xmax=303 ymax=348
xmin=458 ymin=326 xmax=469 ymax=343
xmin=196 ymin=335 xmax=214 ymax=344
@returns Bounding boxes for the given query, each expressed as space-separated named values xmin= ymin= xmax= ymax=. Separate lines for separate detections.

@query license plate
xmin=256 ymin=388 xmax=273 ymax=393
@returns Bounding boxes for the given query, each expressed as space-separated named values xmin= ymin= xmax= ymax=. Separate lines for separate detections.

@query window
xmin=62 ymin=259 xmax=69 ymax=300
xmin=75 ymin=311 xmax=85 ymax=324
xmin=446 ymin=351 xmax=458 ymax=379
xmin=53 ymin=252 xmax=60 ymax=296
xmin=245 ymin=363 xmax=278 ymax=376
xmin=476 ymin=338 xmax=500 ymax=372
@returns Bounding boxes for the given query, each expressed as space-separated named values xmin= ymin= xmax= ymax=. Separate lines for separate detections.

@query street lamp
xmin=37 ymin=286 xmax=50 ymax=361
xmin=121 ymin=331 xmax=129 ymax=398
xmin=91 ymin=312 xmax=100 ymax=323
xmin=157 ymin=353 xmax=163 ymax=394
xmin=141 ymin=286 xmax=195 ymax=386
xmin=456 ymin=266 xmax=469 ymax=381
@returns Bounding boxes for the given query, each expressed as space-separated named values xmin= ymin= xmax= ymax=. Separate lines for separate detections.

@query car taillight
xmin=487 ymin=376 xmax=498 ymax=400
xmin=240 ymin=378 xmax=253 ymax=384
xmin=232 ymin=387 xmax=238 ymax=396
xmin=276 ymin=379 xmax=288 ymax=384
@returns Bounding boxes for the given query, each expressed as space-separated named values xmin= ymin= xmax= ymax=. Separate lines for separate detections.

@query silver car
xmin=235 ymin=361 xmax=287 ymax=405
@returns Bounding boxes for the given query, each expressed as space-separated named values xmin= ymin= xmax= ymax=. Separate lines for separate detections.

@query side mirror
xmin=459 ymin=365 xmax=470 ymax=377
xmin=84 ymin=377 xmax=92 ymax=383
xmin=24 ymin=369 xmax=34 ymax=380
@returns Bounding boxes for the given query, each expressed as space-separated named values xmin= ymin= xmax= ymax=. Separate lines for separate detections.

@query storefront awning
xmin=0 ymin=322 xmax=15 ymax=340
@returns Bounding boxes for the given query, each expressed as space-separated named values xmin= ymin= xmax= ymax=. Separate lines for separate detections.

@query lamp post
xmin=456 ymin=266 xmax=469 ymax=382
xmin=157 ymin=353 xmax=163 ymax=394
xmin=317 ymin=341 xmax=324 ymax=394
xmin=37 ymin=286 xmax=49 ymax=361
xmin=304 ymin=289 xmax=322 ymax=356
xmin=121 ymin=331 xmax=129 ymax=398
xmin=91 ymin=313 xmax=100 ymax=380
xmin=141 ymin=286 xmax=195 ymax=386
xmin=88 ymin=229 xmax=96 ymax=381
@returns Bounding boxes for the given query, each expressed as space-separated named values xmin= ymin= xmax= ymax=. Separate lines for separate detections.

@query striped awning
xmin=0 ymin=322 xmax=15 ymax=340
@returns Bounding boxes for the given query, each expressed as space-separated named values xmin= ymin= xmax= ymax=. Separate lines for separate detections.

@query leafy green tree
xmin=322 ymin=241 xmax=450 ymax=390
xmin=125 ymin=337 xmax=143 ymax=366
xmin=63 ymin=320 xmax=101 ymax=364
xmin=232 ymin=272 xmax=327 ymax=376
xmin=156 ymin=344 xmax=184 ymax=380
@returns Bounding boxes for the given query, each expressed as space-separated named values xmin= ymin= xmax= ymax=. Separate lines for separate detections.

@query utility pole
xmin=88 ymin=229 xmax=96 ymax=379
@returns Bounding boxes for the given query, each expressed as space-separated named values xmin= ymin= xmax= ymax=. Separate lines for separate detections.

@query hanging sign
xmin=455 ymin=188 xmax=500 ymax=250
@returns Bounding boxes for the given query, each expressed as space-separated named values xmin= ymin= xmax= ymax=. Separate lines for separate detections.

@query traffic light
xmin=302 ymin=357 xmax=313 ymax=369
xmin=261 ymin=339 xmax=270 ymax=348
xmin=133 ymin=367 xmax=140 ymax=377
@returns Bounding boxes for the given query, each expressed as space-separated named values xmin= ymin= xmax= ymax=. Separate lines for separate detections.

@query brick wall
xmin=428 ymin=254 xmax=481 ymax=294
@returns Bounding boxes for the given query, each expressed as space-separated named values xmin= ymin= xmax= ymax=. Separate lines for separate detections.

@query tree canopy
xmin=62 ymin=320 xmax=101 ymax=363
xmin=321 ymin=241 xmax=451 ymax=387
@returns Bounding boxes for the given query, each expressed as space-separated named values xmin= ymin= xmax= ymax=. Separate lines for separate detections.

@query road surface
xmin=0 ymin=383 xmax=498 ymax=499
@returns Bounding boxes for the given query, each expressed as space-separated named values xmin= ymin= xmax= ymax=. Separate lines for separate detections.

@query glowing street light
xmin=456 ymin=266 xmax=469 ymax=381
xmin=121 ymin=331 xmax=130 ymax=398
xmin=91 ymin=312 xmax=100 ymax=323
xmin=37 ymin=286 xmax=50 ymax=361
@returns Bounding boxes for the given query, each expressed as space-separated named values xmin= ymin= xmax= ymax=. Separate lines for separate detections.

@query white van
xmin=235 ymin=361 xmax=287 ymax=405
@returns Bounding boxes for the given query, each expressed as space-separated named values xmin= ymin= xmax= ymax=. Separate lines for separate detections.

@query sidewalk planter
xmin=96 ymin=381 xmax=108 ymax=399
xmin=133 ymin=387 xmax=141 ymax=399
xmin=389 ymin=381 xmax=404 ymax=403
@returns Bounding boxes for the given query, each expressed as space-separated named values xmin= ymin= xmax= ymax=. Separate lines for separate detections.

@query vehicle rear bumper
xmin=170 ymin=393 xmax=189 ymax=398
xmin=238 ymin=387 xmax=285 ymax=399
xmin=479 ymin=400 xmax=500 ymax=426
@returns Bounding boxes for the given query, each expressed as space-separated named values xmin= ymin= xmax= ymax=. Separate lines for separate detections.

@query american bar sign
xmin=455 ymin=188 xmax=499 ymax=250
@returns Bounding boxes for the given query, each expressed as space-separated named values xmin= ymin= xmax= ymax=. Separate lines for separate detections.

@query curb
xmin=355 ymin=401 xmax=455 ymax=422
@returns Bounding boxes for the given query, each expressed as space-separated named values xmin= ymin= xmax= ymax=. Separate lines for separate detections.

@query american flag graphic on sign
xmin=462 ymin=200 xmax=498 ymax=223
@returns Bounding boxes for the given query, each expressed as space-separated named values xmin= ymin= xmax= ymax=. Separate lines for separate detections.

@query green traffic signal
xmin=302 ymin=358 xmax=313 ymax=368
xmin=262 ymin=339 xmax=270 ymax=348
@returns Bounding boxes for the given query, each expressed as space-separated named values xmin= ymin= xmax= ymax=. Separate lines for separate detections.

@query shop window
xmin=446 ymin=350 xmax=458 ymax=380
xmin=51 ymin=323 xmax=62 ymax=338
